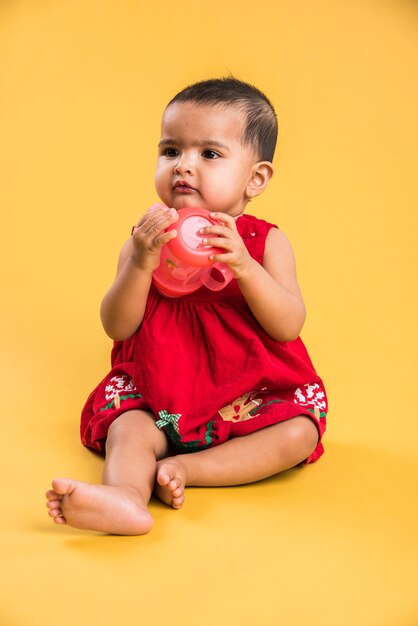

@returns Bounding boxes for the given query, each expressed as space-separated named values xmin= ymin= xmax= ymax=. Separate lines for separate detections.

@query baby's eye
xmin=202 ymin=150 xmax=220 ymax=159
xmin=164 ymin=147 xmax=179 ymax=158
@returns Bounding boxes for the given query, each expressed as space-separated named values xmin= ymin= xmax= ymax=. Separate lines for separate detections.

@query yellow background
xmin=1 ymin=1 xmax=417 ymax=624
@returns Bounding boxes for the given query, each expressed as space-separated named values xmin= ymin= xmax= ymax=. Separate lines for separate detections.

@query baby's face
xmin=155 ymin=101 xmax=259 ymax=217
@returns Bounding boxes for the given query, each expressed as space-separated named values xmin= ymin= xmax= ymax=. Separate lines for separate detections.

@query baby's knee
xmin=287 ymin=416 xmax=319 ymax=457
xmin=107 ymin=410 xmax=155 ymax=440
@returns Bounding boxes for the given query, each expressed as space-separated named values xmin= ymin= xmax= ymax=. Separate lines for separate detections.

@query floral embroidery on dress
xmin=99 ymin=374 xmax=142 ymax=412
xmin=105 ymin=375 xmax=137 ymax=400
xmin=294 ymin=383 xmax=327 ymax=418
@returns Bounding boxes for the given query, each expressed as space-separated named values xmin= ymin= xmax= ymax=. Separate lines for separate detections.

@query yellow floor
xmin=2 ymin=418 xmax=417 ymax=625
xmin=1 ymin=1 xmax=417 ymax=624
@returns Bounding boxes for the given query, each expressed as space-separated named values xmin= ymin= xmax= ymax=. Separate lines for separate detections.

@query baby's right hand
xmin=130 ymin=203 xmax=179 ymax=273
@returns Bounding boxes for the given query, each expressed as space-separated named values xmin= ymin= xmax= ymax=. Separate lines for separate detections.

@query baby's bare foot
xmin=155 ymin=459 xmax=186 ymax=509
xmin=45 ymin=478 xmax=153 ymax=535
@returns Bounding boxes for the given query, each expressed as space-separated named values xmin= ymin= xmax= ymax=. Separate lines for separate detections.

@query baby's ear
xmin=246 ymin=162 xmax=274 ymax=199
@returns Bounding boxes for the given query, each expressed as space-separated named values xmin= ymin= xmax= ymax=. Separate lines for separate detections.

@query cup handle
xmin=200 ymin=263 xmax=234 ymax=291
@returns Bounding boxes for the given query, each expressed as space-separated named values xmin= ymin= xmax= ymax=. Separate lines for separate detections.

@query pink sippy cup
xmin=152 ymin=207 xmax=234 ymax=297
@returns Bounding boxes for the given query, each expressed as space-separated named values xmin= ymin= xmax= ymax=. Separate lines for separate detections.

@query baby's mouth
xmin=173 ymin=180 xmax=197 ymax=193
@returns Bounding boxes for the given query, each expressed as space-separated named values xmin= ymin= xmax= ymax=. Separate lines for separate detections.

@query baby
xmin=46 ymin=77 xmax=327 ymax=535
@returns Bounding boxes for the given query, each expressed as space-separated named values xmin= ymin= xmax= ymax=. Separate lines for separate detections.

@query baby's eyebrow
xmin=196 ymin=139 xmax=230 ymax=151
xmin=158 ymin=138 xmax=176 ymax=147
xmin=158 ymin=138 xmax=230 ymax=151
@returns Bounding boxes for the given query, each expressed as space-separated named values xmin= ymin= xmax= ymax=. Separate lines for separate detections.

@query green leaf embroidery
xmin=99 ymin=393 xmax=142 ymax=412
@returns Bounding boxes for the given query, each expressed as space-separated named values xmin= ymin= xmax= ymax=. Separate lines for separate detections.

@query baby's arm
xmin=241 ymin=227 xmax=306 ymax=341
xmin=201 ymin=214 xmax=306 ymax=342
xmin=100 ymin=205 xmax=178 ymax=340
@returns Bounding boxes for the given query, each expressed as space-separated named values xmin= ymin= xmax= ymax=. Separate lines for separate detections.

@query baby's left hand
xmin=199 ymin=212 xmax=253 ymax=280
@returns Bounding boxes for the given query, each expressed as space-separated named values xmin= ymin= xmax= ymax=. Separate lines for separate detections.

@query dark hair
xmin=166 ymin=77 xmax=278 ymax=162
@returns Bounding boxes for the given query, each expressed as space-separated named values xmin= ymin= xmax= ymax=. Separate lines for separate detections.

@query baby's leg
xmin=46 ymin=410 xmax=169 ymax=535
xmin=156 ymin=416 xmax=318 ymax=502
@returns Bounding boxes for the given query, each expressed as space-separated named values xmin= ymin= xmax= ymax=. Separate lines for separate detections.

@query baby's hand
xmin=199 ymin=212 xmax=253 ymax=280
xmin=130 ymin=204 xmax=178 ymax=272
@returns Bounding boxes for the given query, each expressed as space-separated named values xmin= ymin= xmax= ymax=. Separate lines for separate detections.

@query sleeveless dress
xmin=80 ymin=214 xmax=328 ymax=464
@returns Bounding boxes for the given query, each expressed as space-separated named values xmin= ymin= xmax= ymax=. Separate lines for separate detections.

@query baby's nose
xmin=174 ymin=154 xmax=194 ymax=175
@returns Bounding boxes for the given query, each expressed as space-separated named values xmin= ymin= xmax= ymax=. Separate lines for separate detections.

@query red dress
xmin=81 ymin=214 xmax=327 ymax=463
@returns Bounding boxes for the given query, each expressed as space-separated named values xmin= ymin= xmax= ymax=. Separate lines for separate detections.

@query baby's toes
xmin=48 ymin=507 xmax=66 ymax=523
xmin=46 ymin=493 xmax=66 ymax=523
xmin=170 ymin=481 xmax=185 ymax=507
xmin=157 ymin=470 xmax=171 ymax=487
xmin=172 ymin=494 xmax=185 ymax=509
xmin=171 ymin=485 xmax=183 ymax=498
xmin=168 ymin=478 xmax=181 ymax=492
xmin=46 ymin=498 xmax=62 ymax=511
xmin=46 ymin=489 xmax=62 ymax=501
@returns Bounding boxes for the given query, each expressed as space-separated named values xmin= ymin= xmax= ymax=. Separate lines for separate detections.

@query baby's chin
xmin=165 ymin=196 xmax=207 ymax=211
